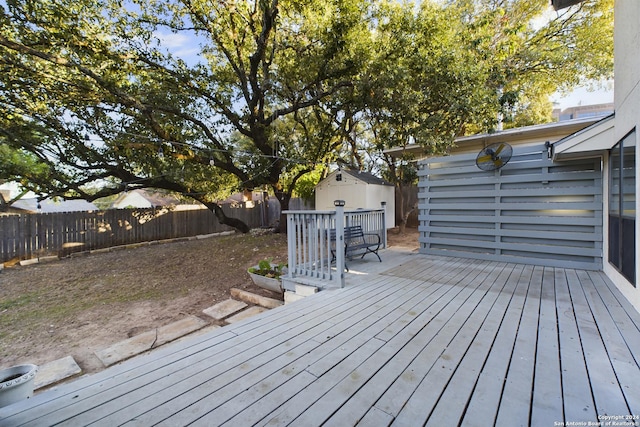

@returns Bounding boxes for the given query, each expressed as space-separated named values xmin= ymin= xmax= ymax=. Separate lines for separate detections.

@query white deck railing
xmin=284 ymin=202 xmax=387 ymax=289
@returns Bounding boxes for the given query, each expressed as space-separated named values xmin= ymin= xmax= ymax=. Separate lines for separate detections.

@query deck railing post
xmin=381 ymin=201 xmax=388 ymax=249
xmin=287 ymin=214 xmax=296 ymax=278
xmin=284 ymin=205 xmax=385 ymax=290
xmin=334 ymin=200 xmax=346 ymax=288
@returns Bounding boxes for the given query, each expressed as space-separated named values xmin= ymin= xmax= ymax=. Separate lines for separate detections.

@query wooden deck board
xmin=23 ymin=294 xmax=356 ymax=425
xmin=96 ymin=277 xmax=421 ymax=425
xmin=195 ymin=280 xmax=431 ymax=425
xmin=597 ymin=270 xmax=640 ymax=332
xmin=494 ymin=265 xmax=544 ymax=427
xmin=372 ymin=262 xmax=505 ymax=424
xmin=255 ymin=337 xmax=387 ymax=427
xmin=260 ymin=263 xmax=496 ymax=425
xmin=554 ymin=268 xmax=598 ymax=422
xmin=459 ymin=264 xmax=532 ymax=427
xmin=588 ymin=271 xmax=640 ymax=362
xmin=577 ymin=270 xmax=640 ymax=414
xmin=318 ymin=268 xmax=474 ymax=425
xmin=214 ymin=280 xmax=435 ymax=426
xmin=15 ymin=279 xmax=400 ymax=425
xmin=423 ymin=264 xmax=521 ymax=426
xmin=530 ymin=267 xmax=563 ymax=427
xmin=118 ymin=275 xmax=430 ymax=425
xmin=566 ymin=269 xmax=631 ymax=417
xmin=2 ymin=251 xmax=640 ymax=427
xmin=391 ymin=264 xmax=514 ymax=426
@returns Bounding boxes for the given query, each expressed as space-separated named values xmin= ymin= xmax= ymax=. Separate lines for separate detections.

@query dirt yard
xmin=0 ymin=227 xmax=418 ymax=378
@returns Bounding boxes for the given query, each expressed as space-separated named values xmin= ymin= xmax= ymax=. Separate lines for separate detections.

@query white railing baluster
xmin=283 ymin=204 xmax=386 ymax=290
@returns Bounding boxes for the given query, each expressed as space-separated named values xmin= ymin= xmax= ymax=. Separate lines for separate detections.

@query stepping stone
xmin=230 ymin=288 xmax=283 ymax=309
xmin=202 ymin=299 xmax=248 ymax=320
xmin=225 ymin=306 xmax=267 ymax=324
xmin=95 ymin=315 xmax=208 ymax=367
xmin=34 ymin=356 xmax=82 ymax=389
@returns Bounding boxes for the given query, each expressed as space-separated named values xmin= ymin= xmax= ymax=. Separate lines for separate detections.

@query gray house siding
xmin=418 ymin=143 xmax=603 ymax=270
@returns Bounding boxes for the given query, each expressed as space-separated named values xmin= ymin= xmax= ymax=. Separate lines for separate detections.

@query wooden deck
xmin=2 ymin=250 xmax=640 ymax=426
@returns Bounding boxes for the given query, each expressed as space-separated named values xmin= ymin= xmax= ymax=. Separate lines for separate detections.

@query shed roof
xmin=319 ymin=169 xmax=393 ymax=187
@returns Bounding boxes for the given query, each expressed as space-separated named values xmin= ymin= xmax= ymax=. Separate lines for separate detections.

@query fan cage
xmin=475 ymin=142 xmax=512 ymax=171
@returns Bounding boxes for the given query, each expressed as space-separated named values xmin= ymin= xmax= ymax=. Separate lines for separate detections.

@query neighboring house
xmin=315 ymin=169 xmax=395 ymax=230
xmin=9 ymin=197 xmax=97 ymax=213
xmin=552 ymin=102 xmax=614 ymax=122
xmin=221 ymin=190 xmax=269 ymax=208
xmin=1 ymin=182 xmax=97 ymax=213
xmin=0 ymin=188 xmax=11 ymax=213
xmin=111 ymin=189 xmax=204 ymax=211
xmin=385 ymin=0 xmax=640 ymax=312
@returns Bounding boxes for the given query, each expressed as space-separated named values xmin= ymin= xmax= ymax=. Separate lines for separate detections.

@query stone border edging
xmin=2 ymin=230 xmax=237 ymax=269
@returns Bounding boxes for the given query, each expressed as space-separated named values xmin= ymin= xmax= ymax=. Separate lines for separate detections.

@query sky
xmin=156 ymin=26 xmax=615 ymax=113
xmin=551 ymin=82 xmax=614 ymax=111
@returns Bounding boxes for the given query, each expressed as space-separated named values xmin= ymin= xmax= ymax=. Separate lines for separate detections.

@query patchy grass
xmin=0 ymin=227 xmax=417 ymax=375
xmin=0 ymin=232 xmax=288 ymax=371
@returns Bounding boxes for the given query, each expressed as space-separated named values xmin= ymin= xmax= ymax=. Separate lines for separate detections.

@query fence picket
xmin=0 ymin=201 xmax=282 ymax=262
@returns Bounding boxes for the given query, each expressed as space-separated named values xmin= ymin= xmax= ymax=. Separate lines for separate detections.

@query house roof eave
xmin=552 ymin=114 xmax=615 ymax=161
xmin=384 ymin=117 xmax=602 ymax=159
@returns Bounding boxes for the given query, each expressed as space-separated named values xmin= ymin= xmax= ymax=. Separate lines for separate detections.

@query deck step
xmin=295 ymin=284 xmax=318 ymax=296
xmin=283 ymin=285 xmax=319 ymax=305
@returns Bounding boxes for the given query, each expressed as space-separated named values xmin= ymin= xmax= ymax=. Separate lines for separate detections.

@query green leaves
xmin=0 ymin=0 xmax=614 ymax=227
xmin=452 ymin=0 xmax=613 ymax=129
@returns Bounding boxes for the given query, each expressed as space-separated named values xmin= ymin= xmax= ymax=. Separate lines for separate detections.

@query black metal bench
xmin=330 ymin=225 xmax=382 ymax=270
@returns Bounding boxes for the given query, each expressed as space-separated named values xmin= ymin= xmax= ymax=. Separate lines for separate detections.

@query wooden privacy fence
xmin=0 ymin=204 xmax=264 ymax=262
xmin=418 ymin=142 xmax=603 ymax=270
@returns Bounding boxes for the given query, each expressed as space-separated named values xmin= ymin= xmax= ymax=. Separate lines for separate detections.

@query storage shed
xmin=315 ymin=169 xmax=395 ymax=229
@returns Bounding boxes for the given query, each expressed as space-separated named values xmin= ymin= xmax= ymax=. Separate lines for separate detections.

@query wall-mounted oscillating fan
xmin=475 ymin=142 xmax=513 ymax=171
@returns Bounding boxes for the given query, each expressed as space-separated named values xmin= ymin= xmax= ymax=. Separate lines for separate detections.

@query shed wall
xmin=315 ymin=175 xmax=367 ymax=210
xmin=315 ymin=173 xmax=395 ymax=228
xmin=418 ymin=143 xmax=603 ymax=269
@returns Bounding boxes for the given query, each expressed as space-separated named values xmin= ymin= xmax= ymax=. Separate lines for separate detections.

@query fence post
xmin=334 ymin=200 xmax=345 ymax=288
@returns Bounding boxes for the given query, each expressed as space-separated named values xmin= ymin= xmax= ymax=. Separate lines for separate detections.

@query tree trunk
xmin=201 ymin=201 xmax=250 ymax=234
xmin=396 ymin=184 xmax=407 ymax=233
xmin=396 ymin=182 xmax=418 ymax=234
xmin=274 ymin=189 xmax=291 ymax=234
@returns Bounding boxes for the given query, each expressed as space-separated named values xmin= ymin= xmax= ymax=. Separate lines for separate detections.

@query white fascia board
xmin=553 ymin=115 xmax=615 ymax=161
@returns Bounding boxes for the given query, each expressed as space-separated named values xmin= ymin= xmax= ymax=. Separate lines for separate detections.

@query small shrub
xmin=248 ymin=259 xmax=287 ymax=279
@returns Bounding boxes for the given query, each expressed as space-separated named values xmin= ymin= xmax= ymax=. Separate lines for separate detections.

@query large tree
xmin=451 ymin=0 xmax=614 ymax=131
xmin=0 ymin=0 xmax=372 ymax=231
xmin=353 ymin=0 xmax=613 ymax=231
xmin=0 ymin=0 xmax=613 ymax=233
xmin=336 ymin=0 xmax=499 ymax=231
